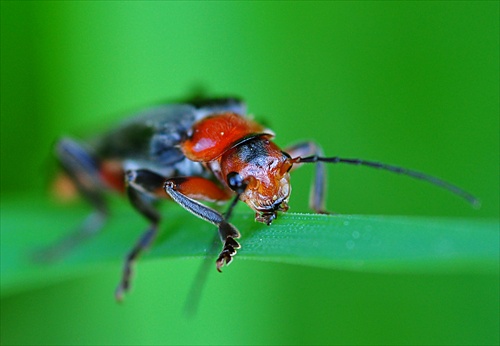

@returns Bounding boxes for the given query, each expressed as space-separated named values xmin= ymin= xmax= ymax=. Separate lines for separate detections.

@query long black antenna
xmin=295 ymin=155 xmax=480 ymax=207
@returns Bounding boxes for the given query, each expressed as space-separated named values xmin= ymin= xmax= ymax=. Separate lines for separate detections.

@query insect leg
xmin=285 ymin=141 xmax=327 ymax=213
xmin=115 ymin=169 xmax=165 ymax=301
xmin=164 ymin=178 xmax=240 ymax=272
xmin=39 ymin=138 xmax=108 ymax=260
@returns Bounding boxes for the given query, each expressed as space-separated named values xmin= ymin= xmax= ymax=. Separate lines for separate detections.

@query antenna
xmin=294 ymin=155 xmax=480 ymax=207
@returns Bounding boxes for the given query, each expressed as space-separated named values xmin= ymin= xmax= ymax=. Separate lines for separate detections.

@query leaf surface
xmin=1 ymin=197 xmax=498 ymax=297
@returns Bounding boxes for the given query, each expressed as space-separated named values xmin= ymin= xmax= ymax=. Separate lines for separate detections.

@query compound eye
xmin=226 ymin=172 xmax=246 ymax=193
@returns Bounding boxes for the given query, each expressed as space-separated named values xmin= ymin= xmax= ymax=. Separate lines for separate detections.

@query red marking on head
xmin=219 ymin=137 xmax=292 ymax=217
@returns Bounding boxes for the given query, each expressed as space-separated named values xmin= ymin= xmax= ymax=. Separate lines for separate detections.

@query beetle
xmin=48 ymin=97 xmax=478 ymax=301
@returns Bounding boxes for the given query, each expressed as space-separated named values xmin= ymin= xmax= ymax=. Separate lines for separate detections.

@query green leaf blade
xmin=237 ymin=213 xmax=499 ymax=273
xmin=1 ymin=198 xmax=498 ymax=297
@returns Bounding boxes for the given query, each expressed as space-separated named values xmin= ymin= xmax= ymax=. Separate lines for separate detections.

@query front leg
xmin=163 ymin=177 xmax=240 ymax=272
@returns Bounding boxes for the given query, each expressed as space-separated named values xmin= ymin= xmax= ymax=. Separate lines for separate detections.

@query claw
xmin=115 ymin=269 xmax=132 ymax=302
xmin=216 ymin=251 xmax=232 ymax=272
xmin=216 ymin=237 xmax=240 ymax=272
xmin=115 ymin=285 xmax=126 ymax=303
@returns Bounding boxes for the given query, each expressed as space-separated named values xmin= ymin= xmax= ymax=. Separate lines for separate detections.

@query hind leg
xmin=40 ymin=138 xmax=108 ymax=260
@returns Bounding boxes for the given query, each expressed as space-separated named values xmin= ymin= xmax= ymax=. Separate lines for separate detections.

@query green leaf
xmin=1 ymin=196 xmax=498 ymax=297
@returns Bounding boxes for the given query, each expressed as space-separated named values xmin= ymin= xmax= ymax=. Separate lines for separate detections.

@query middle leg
xmin=115 ymin=169 xmax=165 ymax=301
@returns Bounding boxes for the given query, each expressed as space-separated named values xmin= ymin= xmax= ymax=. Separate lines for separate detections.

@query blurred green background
xmin=1 ymin=1 xmax=499 ymax=345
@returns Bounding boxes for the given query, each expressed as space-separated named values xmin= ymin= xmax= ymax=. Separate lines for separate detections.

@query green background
xmin=1 ymin=1 xmax=498 ymax=345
